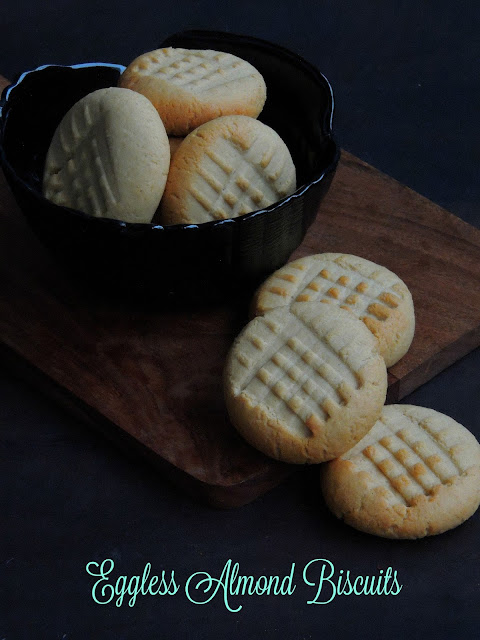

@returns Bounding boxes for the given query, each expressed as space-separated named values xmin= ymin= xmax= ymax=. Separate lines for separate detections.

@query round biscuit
xmin=321 ymin=404 xmax=480 ymax=539
xmin=224 ymin=302 xmax=387 ymax=464
xmin=160 ymin=115 xmax=296 ymax=225
xmin=119 ymin=47 xmax=267 ymax=136
xmin=43 ymin=87 xmax=170 ymax=224
xmin=251 ymin=253 xmax=415 ymax=367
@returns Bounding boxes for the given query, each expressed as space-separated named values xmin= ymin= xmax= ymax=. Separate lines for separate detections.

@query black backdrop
xmin=2 ymin=2 xmax=480 ymax=638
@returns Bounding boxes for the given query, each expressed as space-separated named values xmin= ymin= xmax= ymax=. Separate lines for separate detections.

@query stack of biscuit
xmin=224 ymin=253 xmax=480 ymax=539
xmin=43 ymin=47 xmax=297 ymax=225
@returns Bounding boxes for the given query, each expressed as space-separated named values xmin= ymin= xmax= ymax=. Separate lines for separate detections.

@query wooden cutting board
xmin=1 ymin=75 xmax=480 ymax=507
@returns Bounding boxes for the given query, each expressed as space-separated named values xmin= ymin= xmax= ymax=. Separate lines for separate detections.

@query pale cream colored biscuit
xmin=224 ymin=302 xmax=387 ymax=464
xmin=252 ymin=253 xmax=415 ymax=368
xmin=119 ymin=47 xmax=267 ymax=136
xmin=160 ymin=115 xmax=296 ymax=225
xmin=321 ymin=404 xmax=480 ymax=539
xmin=43 ymin=87 xmax=170 ymax=224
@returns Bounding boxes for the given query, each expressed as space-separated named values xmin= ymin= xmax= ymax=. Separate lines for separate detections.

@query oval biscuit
xmin=119 ymin=47 xmax=267 ymax=136
xmin=43 ymin=87 xmax=170 ymax=224
xmin=160 ymin=115 xmax=296 ymax=225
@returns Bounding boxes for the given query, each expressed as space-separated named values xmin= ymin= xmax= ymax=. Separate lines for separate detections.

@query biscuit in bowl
xmin=42 ymin=87 xmax=170 ymax=224
xmin=119 ymin=47 xmax=267 ymax=136
xmin=160 ymin=115 xmax=296 ymax=225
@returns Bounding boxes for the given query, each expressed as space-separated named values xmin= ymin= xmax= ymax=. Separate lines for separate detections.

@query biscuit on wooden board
xmin=160 ymin=115 xmax=296 ymax=225
xmin=43 ymin=87 xmax=170 ymax=223
xmin=119 ymin=47 xmax=267 ymax=136
xmin=224 ymin=302 xmax=387 ymax=464
xmin=251 ymin=253 xmax=415 ymax=367
xmin=321 ymin=404 xmax=480 ymax=539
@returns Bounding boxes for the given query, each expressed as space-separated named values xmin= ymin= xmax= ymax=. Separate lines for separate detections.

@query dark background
xmin=2 ymin=2 xmax=480 ymax=638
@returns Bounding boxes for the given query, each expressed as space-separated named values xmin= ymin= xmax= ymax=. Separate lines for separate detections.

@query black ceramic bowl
xmin=0 ymin=31 xmax=339 ymax=304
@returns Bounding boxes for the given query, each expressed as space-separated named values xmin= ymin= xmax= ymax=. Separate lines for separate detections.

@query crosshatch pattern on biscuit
xmin=256 ymin=254 xmax=408 ymax=326
xmin=342 ymin=408 xmax=473 ymax=507
xmin=185 ymin=133 xmax=293 ymax=222
xmin=44 ymin=100 xmax=120 ymax=217
xmin=128 ymin=48 xmax=260 ymax=94
xmin=232 ymin=310 xmax=368 ymax=439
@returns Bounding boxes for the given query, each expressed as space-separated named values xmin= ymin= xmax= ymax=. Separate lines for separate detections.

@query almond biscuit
xmin=160 ymin=115 xmax=296 ymax=225
xmin=119 ymin=47 xmax=267 ymax=136
xmin=252 ymin=253 xmax=415 ymax=367
xmin=321 ymin=404 xmax=480 ymax=538
xmin=224 ymin=302 xmax=387 ymax=464
xmin=43 ymin=87 xmax=170 ymax=223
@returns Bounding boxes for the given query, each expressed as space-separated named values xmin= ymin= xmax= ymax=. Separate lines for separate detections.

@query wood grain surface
xmin=1 ymin=75 xmax=479 ymax=507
